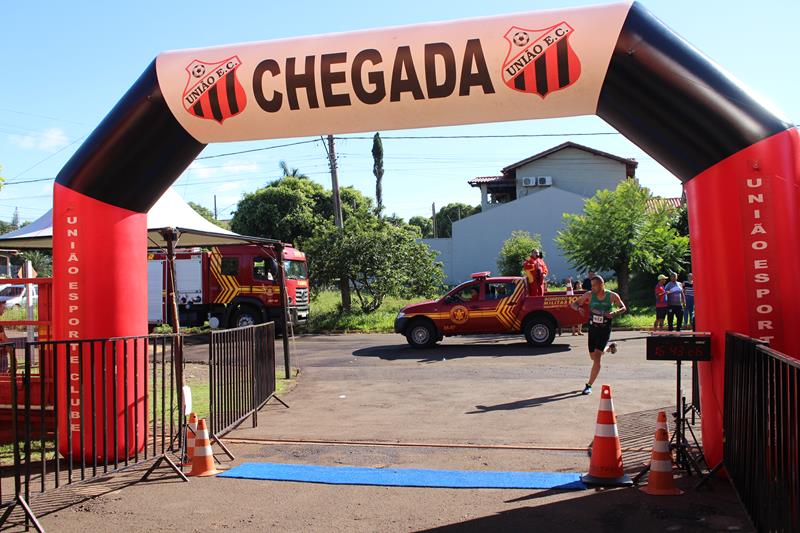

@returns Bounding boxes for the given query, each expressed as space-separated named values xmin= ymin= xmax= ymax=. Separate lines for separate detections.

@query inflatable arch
xmin=53 ymin=1 xmax=798 ymax=464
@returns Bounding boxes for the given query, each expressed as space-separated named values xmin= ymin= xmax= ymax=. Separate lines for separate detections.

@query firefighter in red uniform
xmin=523 ymin=249 xmax=548 ymax=296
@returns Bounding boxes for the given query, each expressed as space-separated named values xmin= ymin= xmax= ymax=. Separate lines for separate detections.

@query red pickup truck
xmin=394 ymin=272 xmax=586 ymax=348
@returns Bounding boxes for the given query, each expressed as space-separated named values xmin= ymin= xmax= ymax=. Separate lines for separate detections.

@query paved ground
xmin=10 ymin=331 xmax=751 ymax=532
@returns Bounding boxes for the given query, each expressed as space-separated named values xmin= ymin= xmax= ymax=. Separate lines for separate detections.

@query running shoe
xmin=607 ymin=342 xmax=617 ymax=354
xmin=582 ymin=383 xmax=592 ymax=395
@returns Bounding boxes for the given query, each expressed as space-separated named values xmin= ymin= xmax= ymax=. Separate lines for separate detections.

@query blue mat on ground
xmin=218 ymin=462 xmax=587 ymax=490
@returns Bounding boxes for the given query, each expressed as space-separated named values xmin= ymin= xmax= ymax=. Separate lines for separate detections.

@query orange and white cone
xmin=640 ymin=428 xmax=683 ymax=495
xmin=181 ymin=412 xmax=198 ymax=466
xmin=656 ymin=410 xmax=669 ymax=438
xmin=581 ymin=384 xmax=632 ymax=487
xmin=187 ymin=418 xmax=220 ymax=477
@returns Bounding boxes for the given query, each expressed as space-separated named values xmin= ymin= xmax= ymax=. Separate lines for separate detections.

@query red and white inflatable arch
xmin=53 ymin=1 xmax=798 ymax=463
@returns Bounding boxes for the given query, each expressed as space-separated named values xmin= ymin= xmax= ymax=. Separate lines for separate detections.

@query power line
xmin=7 ymin=134 xmax=88 ymax=181
xmin=0 ymin=107 xmax=90 ymax=126
xmin=337 ymin=132 xmax=621 ymax=140
xmin=194 ymin=139 xmax=321 ymax=160
xmin=0 ymin=131 xmax=623 ymax=186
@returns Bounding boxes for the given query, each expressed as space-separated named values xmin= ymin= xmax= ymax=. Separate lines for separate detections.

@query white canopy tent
xmin=0 ymin=187 xmax=291 ymax=374
xmin=0 ymin=188 xmax=278 ymax=249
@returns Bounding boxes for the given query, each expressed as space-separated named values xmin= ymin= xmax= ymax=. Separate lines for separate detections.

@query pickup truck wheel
xmin=231 ymin=305 xmax=262 ymax=328
xmin=406 ymin=321 xmax=437 ymax=349
xmin=524 ymin=316 xmax=556 ymax=346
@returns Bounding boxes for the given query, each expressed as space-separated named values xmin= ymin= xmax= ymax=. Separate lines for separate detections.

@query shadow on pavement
xmin=417 ymin=477 xmax=752 ymax=532
xmin=352 ymin=343 xmax=571 ymax=362
xmin=466 ymin=391 xmax=583 ymax=414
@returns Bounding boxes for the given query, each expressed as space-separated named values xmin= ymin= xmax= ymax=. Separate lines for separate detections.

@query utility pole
xmin=326 ymin=134 xmax=351 ymax=311
xmin=213 ymin=195 xmax=218 ymax=219
xmin=431 ymin=202 xmax=437 ymax=238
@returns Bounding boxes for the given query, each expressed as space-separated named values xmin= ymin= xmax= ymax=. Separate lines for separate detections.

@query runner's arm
xmin=609 ymin=292 xmax=627 ymax=317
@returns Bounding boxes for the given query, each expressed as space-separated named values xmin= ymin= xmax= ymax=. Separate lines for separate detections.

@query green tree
xmin=497 ymin=231 xmax=542 ymax=276
xmin=0 ymin=220 xmax=15 ymax=236
xmin=18 ymin=251 xmax=52 ymax=277
xmin=187 ymin=201 xmax=229 ymax=229
xmin=306 ymin=218 xmax=444 ymax=312
xmin=555 ymin=179 xmax=689 ymax=302
xmin=230 ymin=176 xmax=373 ymax=244
xmin=11 ymin=207 xmax=19 ymax=230
xmin=408 ymin=215 xmax=433 ymax=238
xmin=372 ymin=132 xmax=385 ymax=214
xmin=434 ymin=203 xmax=481 ymax=238
xmin=383 ymin=213 xmax=405 ymax=227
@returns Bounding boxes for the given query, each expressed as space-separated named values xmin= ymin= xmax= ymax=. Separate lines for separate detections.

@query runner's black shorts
xmin=656 ymin=307 xmax=668 ymax=320
xmin=588 ymin=324 xmax=612 ymax=352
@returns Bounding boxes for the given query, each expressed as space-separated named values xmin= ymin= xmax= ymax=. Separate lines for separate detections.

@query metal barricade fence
xmin=724 ymin=332 xmax=800 ymax=532
xmin=0 ymin=335 xmax=181 ymax=528
xmin=209 ymin=322 xmax=276 ymax=437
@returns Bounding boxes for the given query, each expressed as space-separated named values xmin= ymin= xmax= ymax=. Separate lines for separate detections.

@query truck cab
xmin=395 ymin=272 xmax=586 ymax=348
xmin=148 ymin=243 xmax=309 ymax=330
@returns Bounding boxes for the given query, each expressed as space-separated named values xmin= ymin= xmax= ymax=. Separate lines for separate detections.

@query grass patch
xmin=305 ymin=290 xmax=418 ymax=333
xmin=0 ymin=440 xmax=54 ymax=466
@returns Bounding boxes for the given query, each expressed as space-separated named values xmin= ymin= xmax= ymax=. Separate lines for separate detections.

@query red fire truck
xmin=394 ymin=272 xmax=587 ymax=348
xmin=148 ymin=244 xmax=309 ymax=330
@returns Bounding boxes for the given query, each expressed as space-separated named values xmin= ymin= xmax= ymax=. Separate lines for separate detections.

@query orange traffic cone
xmin=640 ymin=428 xmax=683 ymax=495
xmin=187 ymin=419 xmax=220 ymax=477
xmin=656 ymin=410 xmax=669 ymax=437
xmin=581 ymin=384 xmax=632 ymax=487
xmin=181 ymin=412 xmax=198 ymax=466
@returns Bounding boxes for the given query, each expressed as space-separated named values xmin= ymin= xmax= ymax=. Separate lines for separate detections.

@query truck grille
xmin=295 ymin=287 xmax=309 ymax=309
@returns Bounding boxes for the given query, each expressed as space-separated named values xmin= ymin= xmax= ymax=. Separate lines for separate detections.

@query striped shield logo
xmin=182 ymin=56 xmax=247 ymax=124
xmin=502 ymin=22 xmax=581 ymax=98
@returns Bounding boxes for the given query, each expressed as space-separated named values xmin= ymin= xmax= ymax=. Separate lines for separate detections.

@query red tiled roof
xmin=467 ymin=175 xmax=513 ymax=186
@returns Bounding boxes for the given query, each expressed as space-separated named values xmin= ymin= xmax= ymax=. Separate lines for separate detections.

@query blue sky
xmin=1 ymin=0 xmax=797 ymax=224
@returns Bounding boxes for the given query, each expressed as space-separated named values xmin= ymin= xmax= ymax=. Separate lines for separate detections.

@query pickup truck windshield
xmin=285 ymin=260 xmax=307 ymax=280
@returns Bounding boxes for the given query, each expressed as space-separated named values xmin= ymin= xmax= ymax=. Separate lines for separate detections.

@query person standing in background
xmin=654 ymin=274 xmax=668 ymax=330
xmin=566 ymin=277 xmax=583 ymax=335
xmin=523 ymin=249 xmax=545 ymax=297
xmin=536 ymin=251 xmax=549 ymax=292
xmin=683 ymin=272 xmax=695 ymax=330
xmin=582 ymin=270 xmax=595 ymax=291
xmin=665 ymin=272 xmax=685 ymax=331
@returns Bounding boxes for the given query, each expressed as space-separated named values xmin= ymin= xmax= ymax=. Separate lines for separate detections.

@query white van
xmin=0 ymin=284 xmax=37 ymax=308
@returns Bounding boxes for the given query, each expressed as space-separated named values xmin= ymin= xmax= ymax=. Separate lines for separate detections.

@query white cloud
xmin=9 ymin=127 xmax=69 ymax=152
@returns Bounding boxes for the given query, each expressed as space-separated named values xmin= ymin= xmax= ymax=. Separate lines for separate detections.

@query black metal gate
xmin=209 ymin=322 xmax=276 ymax=436
xmin=1 ymin=334 xmax=182 ymax=530
xmin=724 ymin=333 xmax=800 ymax=532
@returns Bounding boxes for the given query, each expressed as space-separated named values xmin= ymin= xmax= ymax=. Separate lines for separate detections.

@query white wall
xmin=515 ymin=147 xmax=627 ymax=200
xmin=443 ymin=187 xmax=588 ymax=284
xmin=421 ymin=237 xmax=454 ymax=283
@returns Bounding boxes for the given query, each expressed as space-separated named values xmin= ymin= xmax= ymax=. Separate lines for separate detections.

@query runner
xmin=569 ymin=275 xmax=627 ymax=395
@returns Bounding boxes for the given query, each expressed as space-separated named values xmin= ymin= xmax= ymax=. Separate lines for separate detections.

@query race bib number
xmin=591 ymin=314 xmax=607 ymax=325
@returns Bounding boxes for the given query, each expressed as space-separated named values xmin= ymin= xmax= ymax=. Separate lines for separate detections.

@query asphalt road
xmin=32 ymin=331 xmax=752 ymax=533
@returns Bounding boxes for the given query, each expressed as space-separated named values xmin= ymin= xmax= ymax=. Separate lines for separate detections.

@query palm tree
xmin=280 ymin=161 xmax=308 ymax=179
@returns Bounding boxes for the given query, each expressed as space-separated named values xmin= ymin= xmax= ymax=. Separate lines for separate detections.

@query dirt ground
xmin=5 ymin=332 xmax=753 ymax=532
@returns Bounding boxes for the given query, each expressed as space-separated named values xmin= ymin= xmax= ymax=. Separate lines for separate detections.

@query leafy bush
xmin=496 ymin=231 xmax=542 ymax=276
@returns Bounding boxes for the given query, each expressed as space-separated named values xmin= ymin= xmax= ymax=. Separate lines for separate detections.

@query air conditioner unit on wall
xmin=537 ymin=176 xmax=553 ymax=186
xmin=522 ymin=177 xmax=537 ymax=187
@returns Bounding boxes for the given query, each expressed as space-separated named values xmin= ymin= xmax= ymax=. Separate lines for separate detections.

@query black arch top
xmin=55 ymin=61 xmax=205 ymax=213
xmin=55 ymin=2 xmax=795 ymax=212
xmin=597 ymin=2 xmax=793 ymax=182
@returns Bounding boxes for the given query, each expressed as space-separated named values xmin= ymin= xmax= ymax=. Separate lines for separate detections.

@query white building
xmin=423 ymin=142 xmax=637 ymax=285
